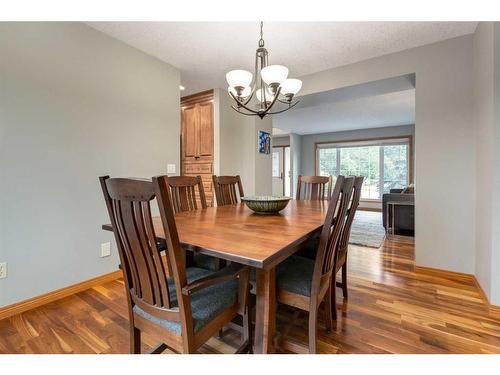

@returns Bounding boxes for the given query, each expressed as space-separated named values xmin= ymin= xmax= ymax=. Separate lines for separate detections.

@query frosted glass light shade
xmin=256 ymin=88 xmax=275 ymax=103
xmin=226 ymin=70 xmax=253 ymax=88
xmin=261 ymin=65 xmax=289 ymax=85
xmin=228 ymin=86 xmax=251 ymax=98
xmin=280 ymin=78 xmax=302 ymax=95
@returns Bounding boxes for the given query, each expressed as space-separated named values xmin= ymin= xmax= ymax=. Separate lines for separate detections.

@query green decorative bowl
xmin=241 ymin=196 xmax=291 ymax=214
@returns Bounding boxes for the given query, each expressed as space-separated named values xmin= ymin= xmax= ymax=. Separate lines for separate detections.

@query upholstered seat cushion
xmin=133 ymin=267 xmax=239 ymax=335
xmin=276 ymin=255 xmax=315 ymax=297
xmin=250 ymin=255 xmax=315 ymax=297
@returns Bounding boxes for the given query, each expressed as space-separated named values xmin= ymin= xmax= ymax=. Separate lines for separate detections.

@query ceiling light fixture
xmin=226 ymin=22 xmax=302 ymax=119
xmin=179 ymin=85 xmax=185 ymax=90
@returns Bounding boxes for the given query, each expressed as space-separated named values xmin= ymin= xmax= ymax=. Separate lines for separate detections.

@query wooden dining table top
xmin=102 ymin=200 xmax=329 ymax=269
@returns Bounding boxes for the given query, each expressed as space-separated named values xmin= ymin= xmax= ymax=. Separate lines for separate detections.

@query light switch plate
xmin=0 ymin=262 xmax=7 ymax=279
xmin=101 ymin=242 xmax=111 ymax=258
xmin=167 ymin=164 xmax=176 ymax=174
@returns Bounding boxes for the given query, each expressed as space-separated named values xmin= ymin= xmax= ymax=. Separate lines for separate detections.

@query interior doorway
xmin=272 ymin=145 xmax=291 ymax=197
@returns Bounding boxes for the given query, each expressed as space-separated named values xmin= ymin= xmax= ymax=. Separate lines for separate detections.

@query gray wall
xmin=0 ymin=23 xmax=180 ymax=306
xmin=299 ymin=34 xmax=475 ymax=275
xmin=473 ymin=22 xmax=500 ymax=305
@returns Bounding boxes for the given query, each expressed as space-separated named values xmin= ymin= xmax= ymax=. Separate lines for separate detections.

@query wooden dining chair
xmin=167 ymin=176 xmax=222 ymax=271
xmin=296 ymin=175 xmax=332 ymax=200
xmin=99 ymin=175 xmax=251 ymax=354
xmin=168 ymin=175 xmax=207 ymax=213
xmin=330 ymin=176 xmax=364 ymax=319
xmin=275 ymin=175 xmax=355 ymax=353
xmin=212 ymin=175 xmax=244 ymax=206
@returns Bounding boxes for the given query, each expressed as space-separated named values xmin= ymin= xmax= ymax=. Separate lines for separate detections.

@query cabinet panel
xmin=182 ymin=104 xmax=198 ymax=160
xmin=198 ymin=102 xmax=213 ymax=157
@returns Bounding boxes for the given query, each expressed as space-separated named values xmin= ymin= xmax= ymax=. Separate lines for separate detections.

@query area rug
xmin=348 ymin=210 xmax=386 ymax=248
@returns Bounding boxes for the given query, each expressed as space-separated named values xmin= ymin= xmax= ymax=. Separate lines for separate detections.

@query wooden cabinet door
xmin=182 ymin=104 xmax=199 ymax=161
xmin=198 ymin=102 xmax=213 ymax=158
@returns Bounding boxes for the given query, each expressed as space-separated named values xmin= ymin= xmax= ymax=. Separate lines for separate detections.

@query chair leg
xmin=130 ymin=326 xmax=141 ymax=354
xmin=330 ymin=281 xmax=338 ymax=321
xmin=342 ymin=263 xmax=348 ymax=299
xmin=242 ymin=310 xmax=253 ymax=353
xmin=324 ymin=288 xmax=333 ymax=333
xmin=308 ymin=308 xmax=318 ymax=354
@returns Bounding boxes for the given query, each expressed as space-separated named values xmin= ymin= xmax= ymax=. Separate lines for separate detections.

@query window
xmin=316 ymin=137 xmax=411 ymax=200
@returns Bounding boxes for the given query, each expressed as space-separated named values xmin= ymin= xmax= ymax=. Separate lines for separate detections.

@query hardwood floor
xmin=1 ymin=235 xmax=500 ymax=354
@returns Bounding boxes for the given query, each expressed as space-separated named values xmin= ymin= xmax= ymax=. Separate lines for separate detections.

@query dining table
xmin=102 ymin=199 xmax=329 ymax=354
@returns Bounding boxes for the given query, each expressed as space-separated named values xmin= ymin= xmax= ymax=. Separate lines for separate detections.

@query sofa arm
xmin=382 ymin=193 xmax=415 ymax=228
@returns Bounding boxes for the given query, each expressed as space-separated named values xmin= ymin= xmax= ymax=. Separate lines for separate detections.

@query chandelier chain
xmin=258 ymin=21 xmax=264 ymax=47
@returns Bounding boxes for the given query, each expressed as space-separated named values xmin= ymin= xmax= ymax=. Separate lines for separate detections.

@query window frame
xmin=314 ymin=135 xmax=413 ymax=202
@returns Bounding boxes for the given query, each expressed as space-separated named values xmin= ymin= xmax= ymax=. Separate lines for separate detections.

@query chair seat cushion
xmin=133 ymin=267 xmax=239 ymax=335
xmin=295 ymin=233 xmax=320 ymax=260
xmin=250 ymin=255 xmax=316 ymax=297
xmin=276 ymin=255 xmax=315 ymax=297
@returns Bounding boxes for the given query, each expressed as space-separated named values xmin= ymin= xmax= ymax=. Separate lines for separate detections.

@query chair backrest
xmin=167 ymin=175 xmax=207 ymax=213
xmin=296 ymin=175 xmax=332 ymax=200
xmin=100 ymin=175 xmax=195 ymax=339
xmin=212 ymin=175 xmax=244 ymax=206
xmin=310 ymin=176 xmax=355 ymax=302
xmin=336 ymin=176 xmax=364 ymax=262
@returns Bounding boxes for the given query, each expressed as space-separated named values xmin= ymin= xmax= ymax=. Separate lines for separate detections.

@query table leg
xmin=254 ymin=267 xmax=276 ymax=354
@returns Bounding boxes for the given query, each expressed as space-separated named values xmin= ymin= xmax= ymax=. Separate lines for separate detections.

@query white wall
xmin=299 ymin=35 xmax=476 ymax=274
xmin=214 ymin=89 xmax=273 ymax=197
xmin=0 ymin=23 xmax=180 ymax=307
xmin=473 ymin=22 xmax=500 ymax=306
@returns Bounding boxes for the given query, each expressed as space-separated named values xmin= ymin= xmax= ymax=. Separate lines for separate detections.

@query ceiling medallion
xmin=226 ymin=22 xmax=302 ymax=119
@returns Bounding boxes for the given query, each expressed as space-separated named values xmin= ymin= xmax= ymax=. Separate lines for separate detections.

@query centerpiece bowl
xmin=241 ymin=196 xmax=291 ymax=215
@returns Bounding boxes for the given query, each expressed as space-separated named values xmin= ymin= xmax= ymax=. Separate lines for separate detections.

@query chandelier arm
xmin=241 ymin=85 xmax=256 ymax=106
xmin=277 ymin=98 xmax=295 ymax=105
xmin=230 ymin=106 xmax=261 ymax=116
xmin=265 ymin=100 xmax=301 ymax=115
xmin=259 ymin=86 xmax=282 ymax=117
xmin=229 ymin=91 xmax=261 ymax=114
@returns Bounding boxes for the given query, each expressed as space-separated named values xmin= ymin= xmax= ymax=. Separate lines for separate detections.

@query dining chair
xmin=296 ymin=175 xmax=332 ymax=200
xmin=168 ymin=175 xmax=207 ymax=213
xmin=167 ymin=175 xmax=222 ymax=272
xmin=329 ymin=176 xmax=364 ymax=320
xmin=275 ymin=175 xmax=355 ymax=353
xmin=212 ymin=175 xmax=244 ymax=206
xmin=99 ymin=175 xmax=251 ymax=354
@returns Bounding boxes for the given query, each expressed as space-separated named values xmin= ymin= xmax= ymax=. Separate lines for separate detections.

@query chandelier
xmin=226 ymin=22 xmax=302 ymax=119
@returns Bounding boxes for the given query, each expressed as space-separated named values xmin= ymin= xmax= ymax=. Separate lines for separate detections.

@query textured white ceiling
xmin=273 ymin=90 xmax=415 ymax=135
xmin=272 ymin=75 xmax=415 ymax=135
xmin=87 ymin=22 xmax=477 ymax=95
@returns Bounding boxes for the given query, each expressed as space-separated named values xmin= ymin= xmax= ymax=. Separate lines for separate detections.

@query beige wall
xmin=299 ymin=35 xmax=476 ymax=274
xmin=0 ymin=23 xmax=181 ymax=306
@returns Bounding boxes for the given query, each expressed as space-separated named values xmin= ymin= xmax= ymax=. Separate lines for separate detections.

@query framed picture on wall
xmin=258 ymin=130 xmax=271 ymax=154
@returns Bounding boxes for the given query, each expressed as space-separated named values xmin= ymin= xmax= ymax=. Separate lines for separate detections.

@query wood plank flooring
xmin=1 ymin=235 xmax=500 ymax=354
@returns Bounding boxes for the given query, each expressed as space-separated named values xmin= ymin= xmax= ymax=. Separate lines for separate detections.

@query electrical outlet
xmin=167 ymin=164 xmax=176 ymax=174
xmin=0 ymin=262 xmax=7 ymax=279
xmin=101 ymin=242 xmax=111 ymax=258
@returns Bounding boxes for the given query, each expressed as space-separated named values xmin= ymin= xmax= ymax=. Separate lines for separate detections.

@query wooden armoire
xmin=180 ymin=90 xmax=214 ymax=205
